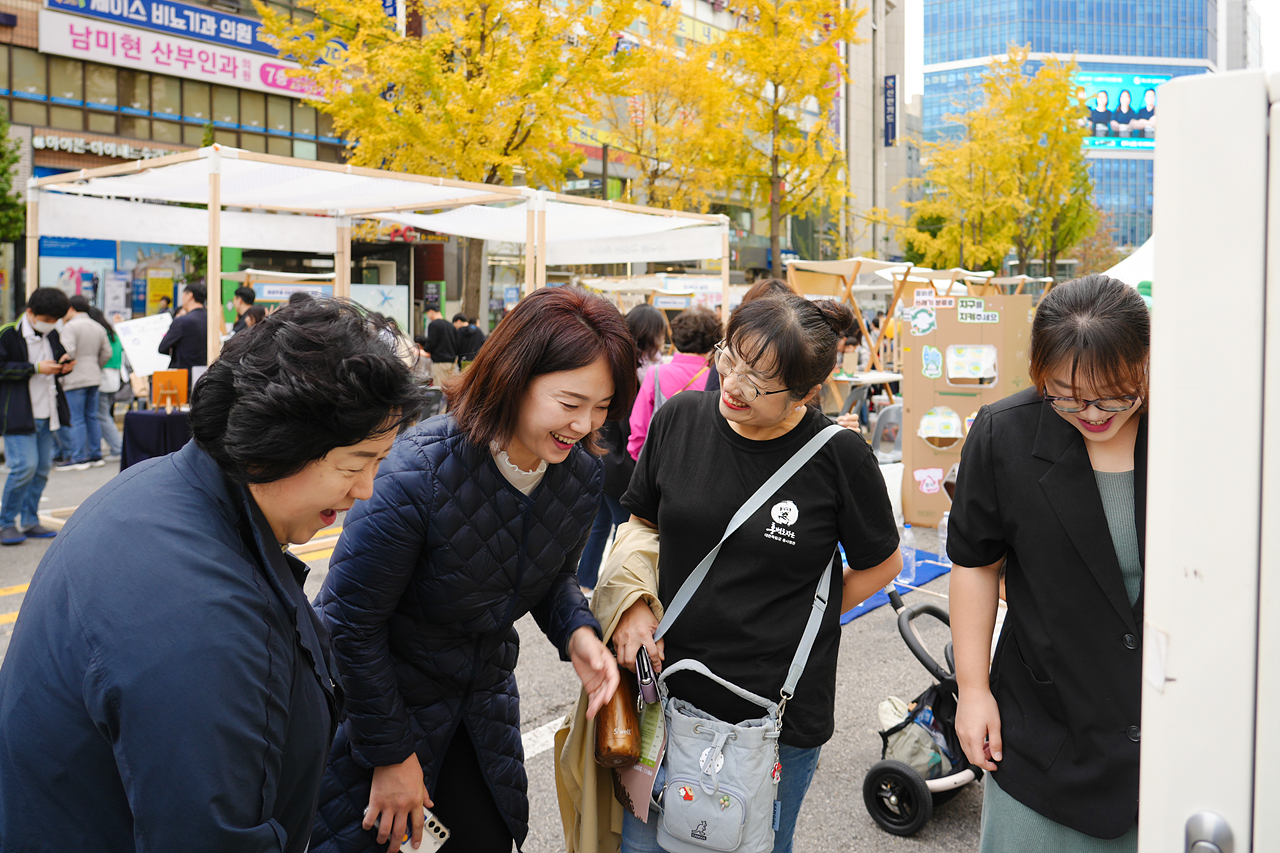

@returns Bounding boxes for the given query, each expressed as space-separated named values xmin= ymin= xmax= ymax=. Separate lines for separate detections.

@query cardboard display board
xmin=900 ymin=291 xmax=1034 ymax=527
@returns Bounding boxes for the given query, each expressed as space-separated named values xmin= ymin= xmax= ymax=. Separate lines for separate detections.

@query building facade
xmin=923 ymin=0 xmax=1231 ymax=249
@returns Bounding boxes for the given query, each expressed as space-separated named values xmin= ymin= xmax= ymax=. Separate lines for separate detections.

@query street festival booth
xmin=895 ymin=268 xmax=1033 ymax=528
xmin=26 ymin=144 xmax=732 ymax=369
xmin=29 ymin=145 xmax=730 ymax=465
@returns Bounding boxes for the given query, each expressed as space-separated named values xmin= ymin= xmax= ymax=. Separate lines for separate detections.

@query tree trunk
xmin=462 ymin=236 xmax=485 ymax=319
xmin=770 ymin=120 xmax=782 ymax=274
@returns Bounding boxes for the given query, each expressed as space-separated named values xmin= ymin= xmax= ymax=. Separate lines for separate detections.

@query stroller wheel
xmin=863 ymin=759 xmax=933 ymax=836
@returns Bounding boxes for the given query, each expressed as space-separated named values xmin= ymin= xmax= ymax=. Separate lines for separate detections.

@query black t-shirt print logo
xmin=765 ymin=499 xmax=799 ymax=545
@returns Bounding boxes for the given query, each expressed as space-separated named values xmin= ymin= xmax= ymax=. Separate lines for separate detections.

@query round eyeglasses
xmin=714 ymin=343 xmax=799 ymax=404
xmin=1041 ymin=392 xmax=1140 ymax=414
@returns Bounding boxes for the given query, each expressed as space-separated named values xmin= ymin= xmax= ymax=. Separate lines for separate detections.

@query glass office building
xmin=923 ymin=0 xmax=1219 ymax=248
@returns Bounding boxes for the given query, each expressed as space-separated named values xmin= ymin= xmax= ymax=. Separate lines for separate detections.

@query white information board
xmin=115 ymin=313 xmax=173 ymax=378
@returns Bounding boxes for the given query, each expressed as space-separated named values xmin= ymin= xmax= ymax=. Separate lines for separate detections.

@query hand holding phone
xmin=370 ymin=807 xmax=451 ymax=852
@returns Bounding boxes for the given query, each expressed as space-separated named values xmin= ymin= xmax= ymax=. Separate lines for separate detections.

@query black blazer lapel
xmin=1032 ymin=401 xmax=1139 ymax=633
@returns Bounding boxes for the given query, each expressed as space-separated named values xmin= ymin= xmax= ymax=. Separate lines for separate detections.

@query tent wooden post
xmin=877 ymin=265 xmax=913 ymax=400
xmin=334 ymin=216 xmax=351 ymax=299
xmin=845 ymin=260 xmax=889 ymax=376
xmin=535 ymin=206 xmax=547 ymax=290
xmin=24 ymin=186 xmax=37 ymax=303
xmin=206 ymin=157 xmax=222 ymax=367
xmin=720 ymin=225 xmax=730 ymax=318
xmin=524 ymin=207 xmax=536 ymax=297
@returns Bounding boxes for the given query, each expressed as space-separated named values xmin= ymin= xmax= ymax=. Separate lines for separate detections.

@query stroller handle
xmin=897 ymin=602 xmax=954 ymax=684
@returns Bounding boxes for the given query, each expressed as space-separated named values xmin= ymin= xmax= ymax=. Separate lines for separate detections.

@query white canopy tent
xmin=28 ymin=145 xmax=730 ymax=364
xmin=1101 ymin=236 xmax=1154 ymax=287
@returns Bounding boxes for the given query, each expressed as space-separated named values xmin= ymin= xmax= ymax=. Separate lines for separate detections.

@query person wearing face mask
xmin=0 ymin=299 xmax=427 ymax=851
xmin=949 ymin=275 xmax=1149 ymax=852
xmin=0 ymin=287 xmax=73 ymax=546
xmin=609 ymin=294 xmax=903 ymax=853
xmin=311 ymin=287 xmax=636 ymax=853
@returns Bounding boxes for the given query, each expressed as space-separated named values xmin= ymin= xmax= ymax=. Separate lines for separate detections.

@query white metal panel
xmin=1141 ymin=69 xmax=1269 ymax=852
xmin=1254 ymin=75 xmax=1280 ymax=852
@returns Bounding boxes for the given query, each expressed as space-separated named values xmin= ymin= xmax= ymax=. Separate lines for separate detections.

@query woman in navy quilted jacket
xmin=312 ymin=287 xmax=637 ymax=853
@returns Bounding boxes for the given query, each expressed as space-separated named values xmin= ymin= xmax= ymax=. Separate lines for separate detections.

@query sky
xmin=1255 ymin=0 xmax=1280 ymax=68
xmin=902 ymin=0 xmax=1280 ymax=101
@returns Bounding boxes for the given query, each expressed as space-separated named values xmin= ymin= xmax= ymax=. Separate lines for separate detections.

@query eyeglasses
xmin=1041 ymin=392 xmax=1140 ymax=414
xmin=714 ymin=343 xmax=797 ymax=403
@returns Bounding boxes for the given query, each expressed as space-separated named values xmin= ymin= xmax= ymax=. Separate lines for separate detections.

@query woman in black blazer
xmin=949 ymin=275 xmax=1149 ymax=852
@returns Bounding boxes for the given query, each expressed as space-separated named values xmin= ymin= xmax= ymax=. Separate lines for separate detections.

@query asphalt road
xmin=0 ymin=458 xmax=982 ymax=853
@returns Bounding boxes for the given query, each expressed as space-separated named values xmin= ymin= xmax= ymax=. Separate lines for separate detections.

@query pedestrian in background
xmin=231 ymin=285 xmax=256 ymax=333
xmin=420 ymin=301 xmax=459 ymax=389
xmin=57 ymin=294 xmax=113 ymax=471
xmin=949 ymin=275 xmax=1150 ymax=852
xmin=0 ymin=298 xmax=426 ymax=853
xmin=90 ymin=305 xmax=124 ymax=461
xmin=452 ymin=312 xmax=487 ymax=362
xmin=0 ymin=288 xmax=71 ymax=546
xmin=157 ymin=282 xmax=208 ymax=370
xmin=626 ymin=306 xmax=720 ymax=461
xmin=311 ymin=287 xmax=634 ymax=853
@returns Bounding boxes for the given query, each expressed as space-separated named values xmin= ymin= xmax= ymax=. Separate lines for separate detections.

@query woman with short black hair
xmin=949 ymin=274 xmax=1150 ymax=852
xmin=312 ymin=287 xmax=636 ymax=853
xmin=610 ymin=294 xmax=902 ymax=853
xmin=0 ymin=298 xmax=426 ymax=853
xmin=626 ymin=306 xmax=721 ymax=460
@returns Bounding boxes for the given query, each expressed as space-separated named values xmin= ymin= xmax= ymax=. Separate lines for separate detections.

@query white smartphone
xmin=369 ymin=807 xmax=451 ymax=853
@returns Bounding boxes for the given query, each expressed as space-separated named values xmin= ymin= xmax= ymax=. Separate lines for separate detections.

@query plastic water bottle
xmin=937 ymin=512 xmax=951 ymax=567
xmin=898 ymin=523 xmax=917 ymax=586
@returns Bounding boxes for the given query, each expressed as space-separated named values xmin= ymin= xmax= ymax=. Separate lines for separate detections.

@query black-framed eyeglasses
xmin=713 ymin=343 xmax=799 ymax=403
xmin=1041 ymin=391 xmax=1140 ymax=414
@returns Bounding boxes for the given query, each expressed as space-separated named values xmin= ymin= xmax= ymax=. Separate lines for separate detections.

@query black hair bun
xmin=813 ymin=299 xmax=855 ymax=335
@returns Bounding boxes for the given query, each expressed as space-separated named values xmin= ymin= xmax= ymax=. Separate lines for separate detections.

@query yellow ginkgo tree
xmin=257 ymin=0 xmax=641 ymax=316
xmin=599 ymin=7 xmax=737 ymax=213
xmin=719 ymin=0 xmax=863 ymax=273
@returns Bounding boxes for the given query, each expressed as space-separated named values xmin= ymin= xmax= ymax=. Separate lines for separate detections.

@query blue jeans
xmin=576 ymin=493 xmax=629 ymax=589
xmin=64 ymin=387 xmax=101 ymax=463
xmin=621 ymin=743 xmax=822 ymax=853
xmin=1 ymin=420 xmax=54 ymax=528
xmin=97 ymin=390 xmax=121 ymax=456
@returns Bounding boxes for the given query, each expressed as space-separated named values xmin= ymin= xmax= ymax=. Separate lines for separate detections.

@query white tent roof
xmin=1102 ymin=237 xmax=1154 ymax=287
xmin=33 ymin=145 xmax=726 ymax=265
xmin=377 ymin=200 xmax=722 ymax=265
xmin=36 ymin=150 xmax=512 ymax=212
xmin=786 ymin=257 xmax=910 ymax=277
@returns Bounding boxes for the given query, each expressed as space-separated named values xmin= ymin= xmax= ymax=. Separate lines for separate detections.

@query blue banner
xmin=45 ymin=0 xmax=277 ymax=56
xmin=884 ymin=74 xmax=898 ymax=147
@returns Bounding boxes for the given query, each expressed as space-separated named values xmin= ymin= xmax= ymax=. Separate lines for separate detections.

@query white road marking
xmin=522 ymin=715 xmax=566 ymax=759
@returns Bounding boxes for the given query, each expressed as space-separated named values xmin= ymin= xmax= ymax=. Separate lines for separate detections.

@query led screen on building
xmin=1076 ymin=70 xmax=1171 ymax=151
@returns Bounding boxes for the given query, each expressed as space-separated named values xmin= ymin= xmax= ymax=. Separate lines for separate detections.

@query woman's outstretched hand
xmin=365 ymin=752 xmax=432 ymax=851
xmin=568 ymin=626 xmax=621 ymax=719
xmin=612 ymin=598 xmax=664 ymax=674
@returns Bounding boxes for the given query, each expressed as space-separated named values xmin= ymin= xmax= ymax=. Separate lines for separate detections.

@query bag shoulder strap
xmin=655 ymin=422 xmax=843 ymax=644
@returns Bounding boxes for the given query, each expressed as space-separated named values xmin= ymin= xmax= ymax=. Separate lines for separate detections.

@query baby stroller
xmin=862 ymin=586 xmax=982 ymax=836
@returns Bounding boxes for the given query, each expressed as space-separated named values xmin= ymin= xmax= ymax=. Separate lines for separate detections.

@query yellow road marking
xmin=0 ymin=583 xmax=29 ymax=597
xmin=0 ymin=611 xmax=17 ymax=625
xmin=303 ymin=548 xmax=335 ymax=563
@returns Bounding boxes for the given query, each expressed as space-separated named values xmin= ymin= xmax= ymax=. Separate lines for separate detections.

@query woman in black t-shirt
xmin=614 ymin=294 xmax=902 ymax=853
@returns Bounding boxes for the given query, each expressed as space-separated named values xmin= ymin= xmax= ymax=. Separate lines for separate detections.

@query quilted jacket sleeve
xmin=320 ymin=451 xmax=431 ymax=770
xmin=531 ymin=458 xmax=604 ymax=660
xmin=531 ymin=521 xmax=602 ymax=661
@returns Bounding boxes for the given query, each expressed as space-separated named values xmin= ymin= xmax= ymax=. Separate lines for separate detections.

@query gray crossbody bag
xmin=652 ymin=424 xmax=843 ymax=853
